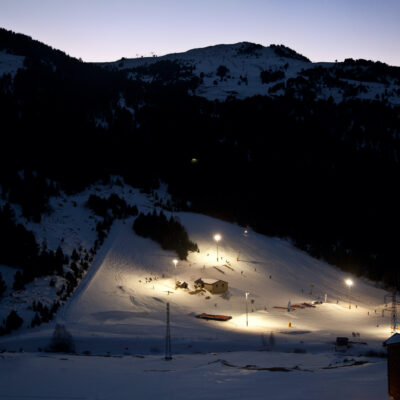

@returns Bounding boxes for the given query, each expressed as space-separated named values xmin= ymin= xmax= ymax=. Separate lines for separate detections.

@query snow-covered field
xmin=0 ymin=351 xmax=387 ymax=400
xmin=0 ymin=182 xmax=394 ymax=398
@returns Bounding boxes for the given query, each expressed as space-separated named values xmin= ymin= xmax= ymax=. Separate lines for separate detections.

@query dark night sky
xmin=1 ymin=0 xmax=399 ymax=65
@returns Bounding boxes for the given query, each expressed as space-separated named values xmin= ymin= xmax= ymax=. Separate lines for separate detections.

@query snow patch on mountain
xmin=101 ymin=42 xmax=400 ymax=104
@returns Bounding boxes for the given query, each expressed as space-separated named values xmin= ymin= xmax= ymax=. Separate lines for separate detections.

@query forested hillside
xmin=1 ymin=28 xmax=400 ymax=289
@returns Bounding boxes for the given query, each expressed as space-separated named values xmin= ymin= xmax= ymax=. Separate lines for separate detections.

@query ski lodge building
xmin=384 ymin=333 xmax=400 ymax=400
xmin=194 ymin=278 xmax=228 ymax=294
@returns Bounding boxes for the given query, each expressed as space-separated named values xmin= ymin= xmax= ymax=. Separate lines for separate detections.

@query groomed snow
xmin=0 ymin=184 xmax=393 ymax=398
xmin=49 ymin=211 xmax=391 ymax=350
xmin=0 ymin=351 xmax=387 ymax=400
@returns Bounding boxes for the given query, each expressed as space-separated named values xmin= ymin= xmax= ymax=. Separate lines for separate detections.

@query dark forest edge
xmin=133 ymin=211 xmax=199 ymax=260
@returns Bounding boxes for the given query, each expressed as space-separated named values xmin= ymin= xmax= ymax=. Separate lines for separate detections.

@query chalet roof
xmin=384 ymin=333 xmax=400 ymax=345
xmin=202 ymin=279 xmax=227 ymax=285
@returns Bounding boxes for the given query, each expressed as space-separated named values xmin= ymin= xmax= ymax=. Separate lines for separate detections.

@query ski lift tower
xmin=384 ymin=292 xmax=400 ymax=333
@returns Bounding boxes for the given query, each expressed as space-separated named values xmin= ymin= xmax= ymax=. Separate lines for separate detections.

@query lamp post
xmin=345 ymin=279 xmax=353 ymax=309
xmin=214 ymin=234 xmax=221 ymax=262
xmin=245 ymin=292 xmax=250 ymax=327
xmin=173 ymin=259 xmax=178 ymax=282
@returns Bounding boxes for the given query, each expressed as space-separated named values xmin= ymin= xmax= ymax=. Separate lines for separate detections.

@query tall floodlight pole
xmin=214 ymin=234 xmax=221 ymax=262
xmin=173 ymin=259 xmax=178 ymax=282
xmin=165 ymin=302 xmax=172 ymax=360
xmin=392 ymin=293 xmax=398 ymax=332
xmin=345 ymin=279 xmax=353 ymax=309
xmin=245 ymin=292 xmax=250 ymax=327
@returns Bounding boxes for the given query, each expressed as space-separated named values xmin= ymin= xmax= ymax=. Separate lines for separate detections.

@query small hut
xmin=384 ymin=333 xmax=400 ymax=399
xmin=194 ymin=278 xmax=228 ymax=294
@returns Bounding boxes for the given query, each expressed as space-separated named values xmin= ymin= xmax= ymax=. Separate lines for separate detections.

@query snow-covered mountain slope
xmin=0 ymin=180 xmax=393 ymax=351
xmin=54 ymin=211 xmax=390 ymax=354
xmin=101 ymin=42 xmax=400 ymax=103
xmin=0 ymin=183 xmax=393 ymax=398
xmin=0 ymin=179 xmax=171 ymax=331
xmin=102 ymin=42 xmax=313 ymax=101
xmin=0 ymin=50 xmax=24 ymax=77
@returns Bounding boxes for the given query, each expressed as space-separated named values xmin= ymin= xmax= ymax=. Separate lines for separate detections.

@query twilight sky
xmin=1 ymin=0 xmax=399 ymax=65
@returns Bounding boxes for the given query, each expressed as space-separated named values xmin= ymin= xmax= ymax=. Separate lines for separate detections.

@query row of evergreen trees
xmin=0 ymin=310 xmax=23 ymax=335
xmin=0 ymin=243 xmax=94 ymax=335
xmin=0 ymin=273 xmax=6 ymax=298
xmin=133 ymin=211 xmax=198 ymax=260
xmin=1 ymin=170 xmax=58 ymax=222
xmin=0 ymin=191 xmax=139 ymax=335
xmin=87 ymin=193 xmax=138 ymax=219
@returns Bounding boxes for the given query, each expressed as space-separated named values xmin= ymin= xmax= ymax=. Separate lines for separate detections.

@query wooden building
xmin=384 ymin=333 xmax=400 ymax=399
xmin=194 ymin=278 xmax=228 ymax=294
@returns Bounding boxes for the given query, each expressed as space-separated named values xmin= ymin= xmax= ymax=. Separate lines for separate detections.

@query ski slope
xmin=0 ymin=204 xmax=393 ymax=399
xmin=57 ymin=211 xmax=390 ymax=353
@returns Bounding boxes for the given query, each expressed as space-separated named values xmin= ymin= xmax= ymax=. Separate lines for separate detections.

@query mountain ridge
xmin=100 ymin=41 xmax=400 ymax=103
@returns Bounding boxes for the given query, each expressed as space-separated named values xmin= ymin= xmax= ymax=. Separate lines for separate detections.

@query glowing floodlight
xmin=345 ymin=279 xmax=353 ymax=309
xmin=345 ymin=279 xmax=353 ymax=287
xmin=214 ymin=234 xmax=221 ymax=262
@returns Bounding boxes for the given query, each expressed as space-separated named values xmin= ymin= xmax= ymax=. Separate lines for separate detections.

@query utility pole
xmin=214 ymin=234 xmax=221 ymax=262
xmin=172 ymin=259 xmax=178 ymax=283
xmin=165 ymin=302 xmax=172 ymax=360
xmin=245 ymin=292 xmax=250 ymax=327
xmin=385 ymin=292 xmax=399 ymax=333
